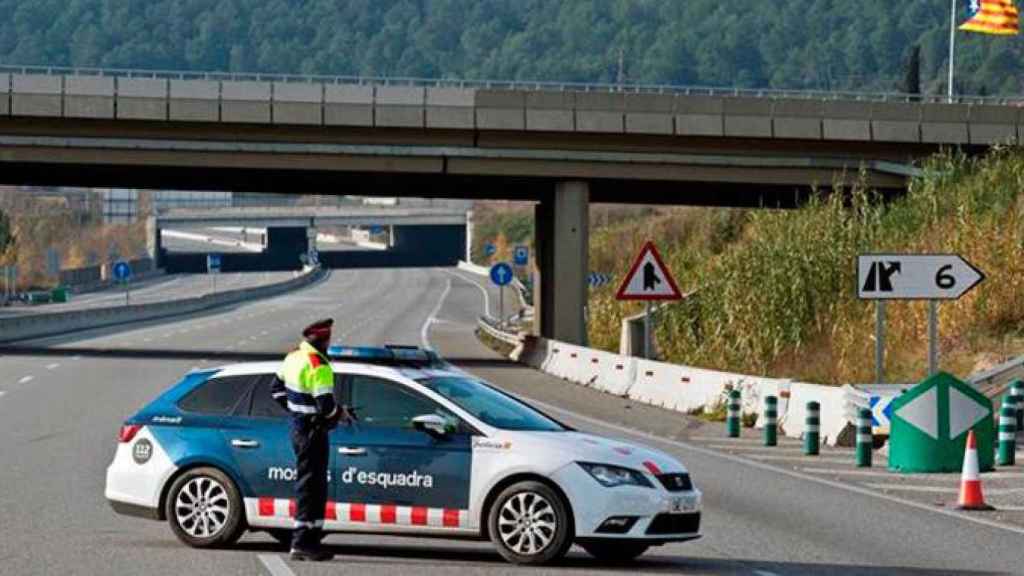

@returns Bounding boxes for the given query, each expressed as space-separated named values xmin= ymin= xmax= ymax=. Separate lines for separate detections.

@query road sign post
xmin=490 ymin=262 xmax=513 ymax=327
xmin=616 ymin=242 xmax=683 ymax=360
xmin=889 ymin=372 xmax=994 ymax=473
xmin=113 ymin=261 xmax=132 ymax=306
xmin=858 ymin=254 xmax=984 ymax=380
xmin=207 ymin=254 xmax=222 ymax=294
xmin=513 ymin=246 xmax=529 ymax=267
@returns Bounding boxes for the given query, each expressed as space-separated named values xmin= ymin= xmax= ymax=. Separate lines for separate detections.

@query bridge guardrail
xmin=1 ymin=63 xmax=1022 ymax=106
xmin=0 ymin=267 xmax=326 ymax=344
xmin=476 ymin=316 xmax=523 ymax=347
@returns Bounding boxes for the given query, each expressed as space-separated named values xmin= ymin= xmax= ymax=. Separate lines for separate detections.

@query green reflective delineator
xmin=856 ymin=407 xmax=873 ymax=468
xmin=997 ymin=396 xmax=1017 ymax=467
xmin=726 ymin=389 xmax=741 ymax=438
xmin=804 ymin=401 xmax=820 ymax=456
xmin=889 ymin=372 xmax=994 ymax=473
xmin=764 ymin=395 xmax=778 ymax=447
xmin=1010 ymin=379 xmax=1023 ymax=431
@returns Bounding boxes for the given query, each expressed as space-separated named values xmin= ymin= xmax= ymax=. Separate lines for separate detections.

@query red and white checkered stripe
xmin=251 ymin=497 xmax=466 ymax=528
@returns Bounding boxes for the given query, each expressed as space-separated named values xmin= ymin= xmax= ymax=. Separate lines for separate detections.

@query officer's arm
xmin=311 ymin=366 xmax=338 ymax=419
xmin=271 ymin=369 xmax=288 ymax=410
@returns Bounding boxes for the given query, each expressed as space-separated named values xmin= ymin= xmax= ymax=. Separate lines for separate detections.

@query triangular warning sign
xmin=616 ymin=241 xmax=683 ymax=301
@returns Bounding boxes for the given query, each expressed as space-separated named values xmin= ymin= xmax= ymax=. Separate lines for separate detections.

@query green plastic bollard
xmin=1011 ymin=379 xmax=1024 ymax=432
xmin=804 ymin=401 xmax=820 ymax=456
xmin=856 ymin=407 xmax=873 ymax=467
xmin=726 ymin=389 xmax=741 ymax=438
xmin=764 ymin=395 xmax=778 ymax=447
xmin=998 ymin=396 xmax=1017 ymax=467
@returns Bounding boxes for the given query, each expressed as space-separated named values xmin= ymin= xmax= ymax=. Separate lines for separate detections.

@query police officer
xmin=271 ymin=318 xmax=355 ymax=562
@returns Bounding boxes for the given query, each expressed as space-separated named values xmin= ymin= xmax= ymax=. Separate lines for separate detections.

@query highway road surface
xmin=1 ymin=268 xmax=1021 ymax=576
xmin=0 ymin=271 xmax=296 ymax=318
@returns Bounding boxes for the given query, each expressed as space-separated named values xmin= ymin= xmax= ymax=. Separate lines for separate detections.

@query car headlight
xmin=577 ymin=462 xmax=654 ymax=488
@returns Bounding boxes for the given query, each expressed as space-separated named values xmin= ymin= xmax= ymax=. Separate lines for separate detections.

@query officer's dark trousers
xmin=290 ymin=423 xmax=328 ymax=551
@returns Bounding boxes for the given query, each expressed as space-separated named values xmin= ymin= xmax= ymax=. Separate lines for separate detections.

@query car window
xmin=346 ymin=375 xmax=456 ymax=429
xmin=248 ymin=374 xmax=289 ymax=419
xmin=249 ymin=373 xmax=346 ymax=419
xmin=178 ymin=374 xmax=255 ymax=415
xmin=418 ymin=376 xmax=567 ymax=431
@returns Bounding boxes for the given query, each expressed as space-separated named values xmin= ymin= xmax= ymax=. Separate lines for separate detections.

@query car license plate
xmin=667 ymin=495 xmax=697 ymax=513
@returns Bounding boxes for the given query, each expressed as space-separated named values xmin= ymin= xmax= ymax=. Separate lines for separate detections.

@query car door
xmin=333 ymin=374 xmax=472 ymax=525
xmin=227 ymin=372 xmax=352 ymax=524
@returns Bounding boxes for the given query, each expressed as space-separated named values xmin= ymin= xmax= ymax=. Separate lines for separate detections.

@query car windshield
xmin=417 ymin=376 xmax=566 ymax=432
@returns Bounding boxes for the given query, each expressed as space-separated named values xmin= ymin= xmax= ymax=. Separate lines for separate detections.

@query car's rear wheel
xmin=165 ymin=467 xmax=244 ymax=548
xmin=580 ymin=542 xmax=650 ymax=562
xmin=488 ymin=480 xmax=573 ymax=565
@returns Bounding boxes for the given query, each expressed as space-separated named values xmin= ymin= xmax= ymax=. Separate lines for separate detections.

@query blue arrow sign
xmin=484 ymin=243 xmax=496 ymax=257
xmin=490 ymin=262 xmax=513 ymax=287
xmin=207 ymin=253 xmax=222 ymax=274
xmin=113 ymin=261 xmax=132 ymax=282
xmin=513 ymin=246 xmax=529 ymax=266
xmin=588 ymin=272 xmax=612 ymax=289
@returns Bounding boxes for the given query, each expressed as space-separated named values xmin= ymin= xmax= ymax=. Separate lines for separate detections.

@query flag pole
xmin=949 ymin=0 xmax=957 ymax=102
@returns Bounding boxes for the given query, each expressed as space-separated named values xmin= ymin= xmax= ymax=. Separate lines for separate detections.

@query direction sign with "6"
xmin=857 ymin=254 xmax=985 ymax=301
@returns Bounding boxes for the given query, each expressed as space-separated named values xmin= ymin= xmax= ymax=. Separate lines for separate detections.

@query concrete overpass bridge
xmin=153 ymin=207 xmax=469 ymax=273
xmin=2 ymin=65 xmax=1021 ymax=345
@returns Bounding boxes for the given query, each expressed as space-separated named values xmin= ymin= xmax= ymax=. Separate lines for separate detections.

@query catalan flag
xmin=960 ymin=0 xmax=1020 ymax=35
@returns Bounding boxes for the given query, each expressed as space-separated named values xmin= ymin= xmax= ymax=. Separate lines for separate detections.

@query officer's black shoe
xmin=289 ymin=548 xmax=334 ymax=562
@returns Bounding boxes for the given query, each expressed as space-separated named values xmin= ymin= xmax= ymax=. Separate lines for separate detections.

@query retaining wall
xmin=0 ymin=267 xmax=325 ymax=344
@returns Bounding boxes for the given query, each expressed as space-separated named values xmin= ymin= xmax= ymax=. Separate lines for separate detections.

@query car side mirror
xmin=412 ymin=414 xmax=449 ymax=436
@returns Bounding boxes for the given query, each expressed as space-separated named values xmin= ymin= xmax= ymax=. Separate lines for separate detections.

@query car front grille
xmin=645 ymin=512 xmax=701 ymax=535
xmin=656 ymin=473 xmax=693 ymax=492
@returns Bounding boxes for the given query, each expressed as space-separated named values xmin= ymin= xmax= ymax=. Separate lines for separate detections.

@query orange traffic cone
xmin=956 ymin=430 xmax=994 ymax=511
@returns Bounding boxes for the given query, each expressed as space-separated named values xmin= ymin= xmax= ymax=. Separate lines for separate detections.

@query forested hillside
xmin=0 ymin=0 xmax=1021 ymax=95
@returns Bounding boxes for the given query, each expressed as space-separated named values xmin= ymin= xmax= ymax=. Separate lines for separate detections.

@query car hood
xmin=503 ymin=430 xmax=687 ymax=475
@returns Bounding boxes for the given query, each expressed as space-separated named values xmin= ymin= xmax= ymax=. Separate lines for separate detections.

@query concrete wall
xmin=1 ymin=72 xmax=1021 ymax=146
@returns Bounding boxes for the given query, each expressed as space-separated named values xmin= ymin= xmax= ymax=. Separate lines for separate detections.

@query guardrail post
xmin=998 ymin=395 xmax=1017 ymax=466
xmin=726 ymin=389 xmax=741 ymax=438
xmin=764 ymin=395 xmax=777 ymax=446
xmin=804 ymin=401 xmax=820 ymax=456
xmin=1011 ymin=379 xmax=1023 ymax=431
xmin=856 ymin=407 xmax=873 ymax=467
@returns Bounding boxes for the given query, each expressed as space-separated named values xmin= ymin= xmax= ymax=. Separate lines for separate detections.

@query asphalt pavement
xmin=0 ymin=271 xmax=295 ymax=318
xmin=0 ymin=267 xmax=1021 ymax=576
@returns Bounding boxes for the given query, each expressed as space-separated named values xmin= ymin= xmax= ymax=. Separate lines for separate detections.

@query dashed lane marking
xmin=258 ymin=553 xmax=296 ymax=576
xmin=705 ymin=444 xmax=853 ymax=455
xmin=45 ymin=363 xmax=60 ymax=370
xmin=750 ymin=455 xmax=861 ymax=465
xmin=754 ymin=571 xmax=781 ymax=576
xmin=0 ymin=391 xmax=6 ymax=398
xmin=17 ymin=376 xmax=33 ymax=385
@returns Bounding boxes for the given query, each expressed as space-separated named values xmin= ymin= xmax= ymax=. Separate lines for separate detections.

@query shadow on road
xmin=221 ymin=537 xmax=1008 ymax=575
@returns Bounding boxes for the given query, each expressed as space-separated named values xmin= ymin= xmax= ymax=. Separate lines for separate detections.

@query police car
xmin=105 ymin=346 xmax=702 ymax=565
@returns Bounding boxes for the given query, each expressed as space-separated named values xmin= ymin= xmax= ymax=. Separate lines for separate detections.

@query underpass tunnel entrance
xmin=316 ymin=224 xmax=466 ymax=269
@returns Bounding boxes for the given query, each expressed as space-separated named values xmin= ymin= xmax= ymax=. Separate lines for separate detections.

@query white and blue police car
xmin=105 ymin=346 xmax=702 ymax=565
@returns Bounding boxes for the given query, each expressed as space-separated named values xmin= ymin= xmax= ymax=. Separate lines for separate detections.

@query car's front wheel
xmin=580 ymin=541 xmax=650 ymax=562
xmin=488 ymin=480 xmax=573 ymax=565
xmin=165 ymin=467 xmax=244 ymax=548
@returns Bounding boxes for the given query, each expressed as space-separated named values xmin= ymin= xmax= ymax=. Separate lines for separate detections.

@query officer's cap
xmin=302 ymin=318 xmax=334 ymax=339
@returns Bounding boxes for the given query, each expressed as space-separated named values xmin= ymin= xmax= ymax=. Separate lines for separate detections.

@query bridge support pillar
xmin=145 ymin=216 xmax=162 ymax=267
xmin=534 ymin=181 xmax=589 ymax=345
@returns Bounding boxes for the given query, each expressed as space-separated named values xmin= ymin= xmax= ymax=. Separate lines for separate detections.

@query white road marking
xmin=443 ymin=269 xmax=491 ymax=317
xmin=71 ymin=355 xmax=81 ymax=361
xmin=45 ymin=363 xmax=60 ymax=370
xmin=705 ymin=444 xmax=852 ymax=455
xmin=750 ymin=455 xmax=856 ymax=465
xmin=258 ymin=554 xmax=296 ymax=576
xmin=754 ymin=571 xmax=781 ymax=576
xmin=0 ymin=391 xmax=6 ymax=398
xmin=864 ymin=483 xmax=1024 ymax=496
xmin=420 ymin=277 xmax=452 ymax=350
xmin=17 ymin=376 xmax=33 ymax=385
xmin=802 ymin=467 xmax=1024 ymax=480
